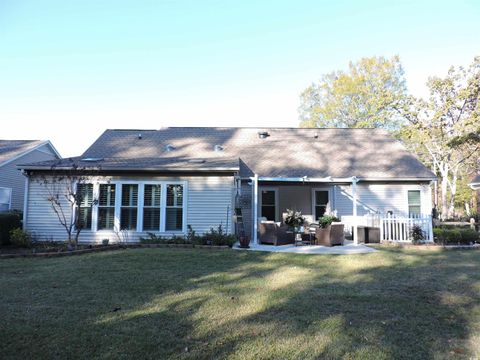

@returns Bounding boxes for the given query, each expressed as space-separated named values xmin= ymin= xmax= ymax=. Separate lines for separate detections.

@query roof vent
xmin=165 ymin=144 xmax=176 ymax=152
xmin=214 ymin=144 xmax=223 ymax=152
xmin=138 ymin=133 xmax=142 ymax=139
xmin=188 ymin=159 xmax=206 ymax=164
xmin=313 ymin=132 xmax=318 ymax=139
xmin=258 ymin=131 xmax=270 ymax=139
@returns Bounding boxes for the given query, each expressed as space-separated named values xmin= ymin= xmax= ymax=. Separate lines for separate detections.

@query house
xmin=0 ymin=140 xmax=60 ymax=212
xmin=18 ymin=127 xmax=435 ymax=244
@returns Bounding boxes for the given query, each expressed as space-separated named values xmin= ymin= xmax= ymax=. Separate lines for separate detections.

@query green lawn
xmin=1 ymin=248 xmax=480 ymax=359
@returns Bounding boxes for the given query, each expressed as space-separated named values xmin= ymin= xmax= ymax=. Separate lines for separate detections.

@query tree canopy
xmin=299 ymin=55 xmax=407 ymax=130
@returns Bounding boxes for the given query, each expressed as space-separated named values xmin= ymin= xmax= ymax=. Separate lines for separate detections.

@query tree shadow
xmin=76 ymin=248 xmax=480 ymax=359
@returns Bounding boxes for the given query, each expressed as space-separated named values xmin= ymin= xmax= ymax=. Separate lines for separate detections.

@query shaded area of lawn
xmin=1 ymin=248 xmax=480 ymax=359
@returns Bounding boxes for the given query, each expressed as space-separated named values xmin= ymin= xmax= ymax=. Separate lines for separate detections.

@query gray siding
xmin=256 ymin=182 xmax=432 ymax=224
xmin=0 ymin=145 xmax=58 ymax=211
xmin=25 ymin=174 xmax=235 ymax=243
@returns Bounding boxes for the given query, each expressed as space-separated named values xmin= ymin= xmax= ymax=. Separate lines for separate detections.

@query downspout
xmin=22 ymin=171 xmax=29 ymax=231
xmin=252 ymin=173 xmax=259 ymax=245
xmin=351 ymin=176 xmax=359 ymax=246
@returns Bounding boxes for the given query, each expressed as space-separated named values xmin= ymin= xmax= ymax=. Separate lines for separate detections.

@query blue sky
xmin=1 ymin=0 xmax=478 ymax=156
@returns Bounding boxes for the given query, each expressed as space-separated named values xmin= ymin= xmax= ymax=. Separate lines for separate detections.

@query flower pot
xmin=238 ymin=235 xmax=250 ymax=248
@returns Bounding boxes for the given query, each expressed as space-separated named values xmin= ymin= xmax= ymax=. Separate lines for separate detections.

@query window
xmin=121 ymin=184 xmax=138 ymax=230
xmin=314 ymin=190 xmax=329 ymax=220
xmin=0 ymin=187 xmax=11 ymax=212
xmin=77 ymin=184 xmax=93 ymax=230
xmin=143 ymin=184 xmax=161 ymax=231
xmin=166 ymin=184 xmax=183 ymax=231
xmin=408 ymin=190 xmax=421 ymax=216
xmin=98 ymin=184 xmax=115 ymax=230
xmin=261 ymin=190 xmax=276 ymax=221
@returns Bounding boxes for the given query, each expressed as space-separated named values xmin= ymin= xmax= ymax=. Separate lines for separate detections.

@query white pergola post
xmin=352 ymin=176 xmax=359 ymax=246
xmin=252 ymin=173 xmax=259 ymax=245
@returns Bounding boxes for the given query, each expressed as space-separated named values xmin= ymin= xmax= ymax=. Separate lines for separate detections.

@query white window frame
xmin=0 ymin=187 xmax=12 ymax=211
xmin=89 ymin=180 xmax=188 ymax=234
xmin=407 ymin=189 xmax=422 ymax=216
xmin=311 ymin=187 xmax=333 ymax=221
xmin=258 ymin=187 xmax=279 ymax=222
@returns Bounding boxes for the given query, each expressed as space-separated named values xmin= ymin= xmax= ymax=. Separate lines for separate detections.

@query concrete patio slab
xmin=233 ymin=241 xmax=377 ymax=255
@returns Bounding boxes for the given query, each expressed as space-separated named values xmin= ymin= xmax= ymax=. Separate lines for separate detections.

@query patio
xmin=234 ymin=240 xmax=377 ymax=255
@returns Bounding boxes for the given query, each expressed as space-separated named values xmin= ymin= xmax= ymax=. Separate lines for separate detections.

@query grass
xmin=1 ymin=248 xmax=480 ymax=359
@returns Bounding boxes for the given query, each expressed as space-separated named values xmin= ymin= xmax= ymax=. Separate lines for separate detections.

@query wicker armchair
xmin=258 ymin=222 xmax=294 ymax=246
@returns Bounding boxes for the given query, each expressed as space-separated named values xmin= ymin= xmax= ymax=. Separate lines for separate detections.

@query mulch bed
xmin=0 ymin=243 xmax=231 ymax=259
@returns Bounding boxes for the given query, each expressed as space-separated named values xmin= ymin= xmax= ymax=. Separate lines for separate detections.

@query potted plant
xmin=238 ymin=235 xmax=250 ymax=248
xmin=316 ymin=215 xmax=341 ymax=244
xmin=284 ymin=209 xmax=305 ymax=242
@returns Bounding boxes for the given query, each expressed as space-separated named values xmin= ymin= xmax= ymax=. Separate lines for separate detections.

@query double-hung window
xmin=408 ymin=190 xmax=421 ymax=216
xmin=98 ymin=184 xmax=116 ymax=230
xmin=166 ymin=184 xmax=183 ymax=231
xmin=121 ymin=184 xmax=138 ymax=230
xmin=143 ymin=184 xmax=161 ymax=231
xmin=77 ymin=184 xmax=93 ymax=230
xmin=0 ymin=187 xmax=12 ymax=212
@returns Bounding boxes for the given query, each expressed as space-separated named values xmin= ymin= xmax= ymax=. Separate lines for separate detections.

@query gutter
xmin=252 ymin=176 xmax=437 ymax=182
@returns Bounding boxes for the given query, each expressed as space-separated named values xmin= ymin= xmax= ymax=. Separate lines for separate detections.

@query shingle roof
xmin=0 ymin=140 xmax=47 ymax=167
xmin=19 ymin=127 xmax=436 ymax=180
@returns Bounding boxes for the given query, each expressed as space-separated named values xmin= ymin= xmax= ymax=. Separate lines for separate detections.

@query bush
xmin=139 ymin=224 xmax=236 ymax=247
xmin=0 ymin=212 xmax=22 ymax=245
xmin=9 ymin=228 xmax=32 ymax=248
xmin=201 ymin=224 xmax=236 ymax=247
xmin=318 ymin=215 xmax=341 ymax=229
xmin=410 ymin=224 xmax=425 ymax=244
xmin=433 ymin=227 xmax=479 ymax=245
xmin=461 ymin=229 xmax=479 ymax=244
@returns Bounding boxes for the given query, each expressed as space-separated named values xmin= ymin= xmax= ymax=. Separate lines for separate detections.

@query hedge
xmin=433 ymin=227 xmax=480 ymax=245
xmin=0 ymin=212 xmax=22 ymax=245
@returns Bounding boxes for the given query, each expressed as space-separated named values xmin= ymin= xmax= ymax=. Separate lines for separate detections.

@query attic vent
xmin=258 ymin=131 xmax=270 ymax=139
xmin=188 ymin=159 xmax=206 ymax=164
xmin=214 ymin=144 xmax=223 ymax=152
xmin=165 ymin=144 xmax=176 ymax=152
xmin=81 ymin=157 xmax=103 ymax=162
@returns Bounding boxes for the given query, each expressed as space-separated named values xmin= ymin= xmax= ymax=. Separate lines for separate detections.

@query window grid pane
xmin=166 ymin=184 xmax=183 ymax=231
xmin=121 ymin=184 xmax=138 ymax=230
xmin=77 ymin=184 xmax=93 ymax=230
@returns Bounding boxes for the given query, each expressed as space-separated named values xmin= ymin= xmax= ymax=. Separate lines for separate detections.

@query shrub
xmin=410 ymin=224 xmax=425 ymax=244
xmin=9 ymin=228 xmax=32 ymax=248
xmin=140 ymin=233 xmax=167 ymax=244
xmin=433 ymin=227 xmax=479 ymax=245
xmin=460 ymin=229 xmax=479 ymax=244
xmin=201 ymin=224 xmax=236 ymax=247
xmin=0 ymin=212 xmax=22 ymax=245
xmin=318 ymin=215 xmax=341 ymax=229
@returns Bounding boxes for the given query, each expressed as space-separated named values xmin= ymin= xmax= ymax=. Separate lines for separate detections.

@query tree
xmin=299 ymin=55 xmax=407 ymax=130
xmin=399 ymin=57 xmax=480 ymax=219
xmin=36 ymin=160 xmax=103 ymax=247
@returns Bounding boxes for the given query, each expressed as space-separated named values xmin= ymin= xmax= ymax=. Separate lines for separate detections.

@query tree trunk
xmin=438 ymin=162 xmax=449 ymax=220
xmin=447 ymin=168 xmax=458 ymax=219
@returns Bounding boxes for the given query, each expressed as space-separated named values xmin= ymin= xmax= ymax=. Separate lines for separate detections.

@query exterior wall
xmin=335 ymin=183 xmax=432 ymax=217
xmin=25 ymin=174 xmax=235 ymax=243
xmin=0 ymin=145 xmax=58 ymax=211
xmin=256 ymin=182 xmax=432 ymax=225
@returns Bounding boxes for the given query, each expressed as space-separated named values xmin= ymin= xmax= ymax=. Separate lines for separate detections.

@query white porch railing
xmin=341 ymin=214 xmax=434 ymax=242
